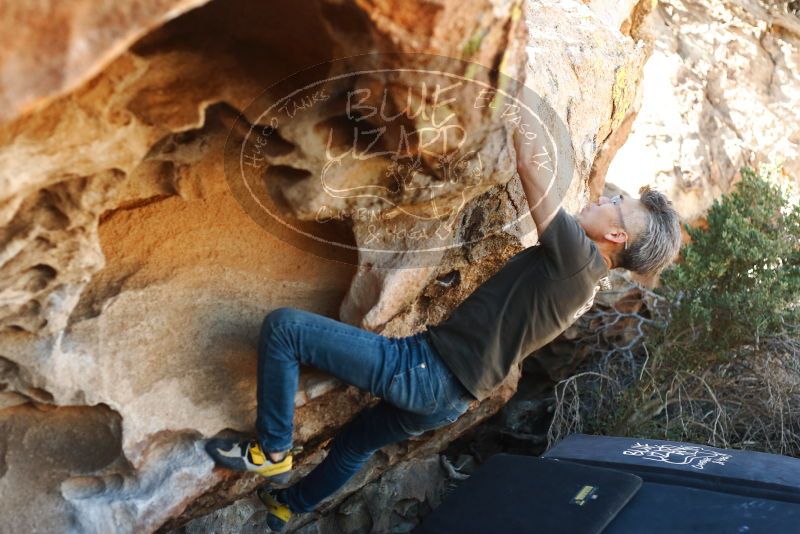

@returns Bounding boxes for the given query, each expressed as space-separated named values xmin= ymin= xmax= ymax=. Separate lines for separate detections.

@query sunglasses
xmin=610 ymin=194 xmax=628 ymax=250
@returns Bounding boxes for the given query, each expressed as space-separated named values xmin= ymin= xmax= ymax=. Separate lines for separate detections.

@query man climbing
xmin=205 ymin=98 xmax=683 ymax=531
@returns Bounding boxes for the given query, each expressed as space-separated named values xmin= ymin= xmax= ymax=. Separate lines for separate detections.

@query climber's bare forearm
xmin=511 ymin=79 xmax=564 ymax=237
xmin=518 ymin=170 xmax=559 ymax=234
xmin=514 ymin=127 xmax=561 ymax=237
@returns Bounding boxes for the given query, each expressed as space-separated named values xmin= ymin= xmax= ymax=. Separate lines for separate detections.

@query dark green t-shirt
xmin=425 ymin=207 xmax=610 ymax=401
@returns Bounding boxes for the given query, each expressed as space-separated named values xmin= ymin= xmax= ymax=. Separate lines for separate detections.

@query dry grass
xmin=546 ymin=284 xmax=800 ymax=457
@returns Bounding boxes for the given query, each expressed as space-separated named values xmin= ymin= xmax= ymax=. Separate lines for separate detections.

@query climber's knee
xmin=330 ymin=433 xmax=375 ymax=471
xmin=263 ymin=307 xmax=303 ymax=330
xmin=260 ymin=307 xmax=303 ymax=360
xmin=261 ymin=307 xmax=304 ymax=339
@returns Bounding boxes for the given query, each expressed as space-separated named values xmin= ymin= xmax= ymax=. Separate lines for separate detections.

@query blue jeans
xmin=256 ymin=307 xmax=473 ymax=513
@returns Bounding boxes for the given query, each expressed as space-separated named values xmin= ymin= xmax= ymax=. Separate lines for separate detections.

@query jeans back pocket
xmin=387 ymin=363 xmax=436 ymax=414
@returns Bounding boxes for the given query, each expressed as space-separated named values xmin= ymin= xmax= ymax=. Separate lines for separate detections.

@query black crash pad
xmin=415 ymin=454 xmax=642 ymax=534
xmin=606 ymin=481 xmax=800 ymax=534
xmin=543 ymin=434 xmax=800 ymax=503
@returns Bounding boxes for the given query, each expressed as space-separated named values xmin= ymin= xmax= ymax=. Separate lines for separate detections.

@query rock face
xmin=0 ymin=404 xmax=124 ymax=533
xmin=604 ymin=0 xmax=800 ymax=221
xmin=0 ymin=0 xmax=649 ymax=532
xmin=0 ymin=0 xmax=213 ymax=125
xmin=180 ymin=454 xmax=453 ymax=534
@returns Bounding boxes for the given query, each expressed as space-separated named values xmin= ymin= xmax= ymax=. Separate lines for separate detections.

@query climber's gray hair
xmin=617 ymin=186 xmax=682 ymax=276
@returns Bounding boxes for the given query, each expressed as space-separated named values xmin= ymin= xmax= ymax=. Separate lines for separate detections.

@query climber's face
xmin=576 ymin=194 xmax=647 ymax=249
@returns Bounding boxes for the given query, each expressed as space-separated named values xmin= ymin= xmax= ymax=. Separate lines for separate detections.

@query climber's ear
xmin=604 ymin=229 xmax=627 ymax=246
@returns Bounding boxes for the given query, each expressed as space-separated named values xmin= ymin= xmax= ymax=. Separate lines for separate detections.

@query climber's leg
xmin=206 ymin=305 xmax=411 ymax=477
xmin=206 ymin=306 xmax=473 ymax=486
xmin=277 ymin=396 xmax=468 ymax=516
xmin=255 ymin=306 xmax=459 ymax=456
xmin=272 ymin=346 xmax=473 ymax=516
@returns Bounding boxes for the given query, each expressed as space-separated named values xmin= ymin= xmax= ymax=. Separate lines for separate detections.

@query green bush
xmin=661 ymin=165 xmax=800 ymax=357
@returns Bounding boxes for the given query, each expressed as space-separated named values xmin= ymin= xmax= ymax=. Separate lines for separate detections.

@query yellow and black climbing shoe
xmin=205 ymin=438 xmax=292 ymax=479
xmin=257 ymin=487 xmax=293 ymax=532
